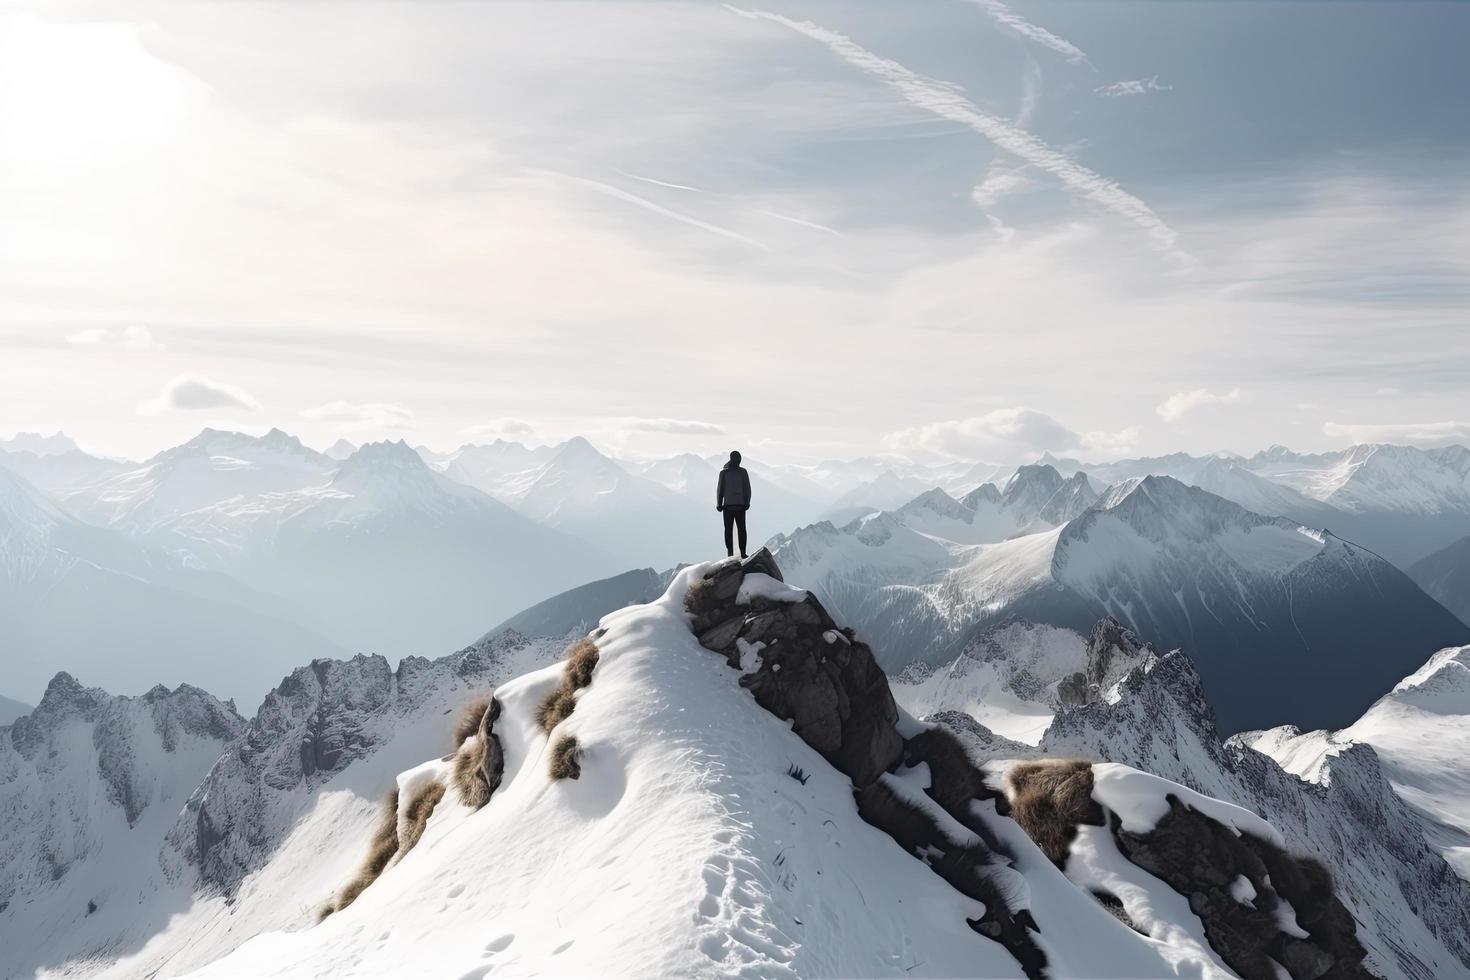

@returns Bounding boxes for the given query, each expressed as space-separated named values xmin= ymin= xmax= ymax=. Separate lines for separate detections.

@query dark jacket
xmin=717 ymin=463 xmax=752 ymax=509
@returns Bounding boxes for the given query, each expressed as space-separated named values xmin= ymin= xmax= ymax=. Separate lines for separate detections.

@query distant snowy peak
xmin=1247 ymin=442 xmax=1470 ymax=514
xmin=6 ymin=671 xmax=243 ymax=826
xmin=154 ymin=427 xmax=328 ymax=467
xmin=323 ymin=438 xmax=358 ymax=461
xmin=636 ymin=452 xmax=717 ymax=494
xmin=0 ymin=431 xmax=81 ymax=456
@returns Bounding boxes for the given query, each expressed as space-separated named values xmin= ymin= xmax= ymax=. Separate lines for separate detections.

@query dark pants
xmin=722 ymin=506 xmax=748 ymax=557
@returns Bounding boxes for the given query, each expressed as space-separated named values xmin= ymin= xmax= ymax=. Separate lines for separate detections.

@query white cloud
xmin=729 ymin=8 xmax=1180 ymax=252
xmin=1323 ymin=420 xmax=1470 ymax=447
xmin=299 ymin=400 xmax=414 ymax=430
xmin=1095 ymin=76 xmax=1172 ymax=98
xmin=1155 ymin=387 xmax=1242 ymax=423
xmin=972 ymin=170 xmax=1035 ymax=209
xmin=138 ymin=374 xmax=259 ymax=414
xmin=65 ymin=325 xmax=165 ymax=350
xmin=1081 ymin=426 xmax=1141 ymax=453
xmin=967 ymin=0 xmax=1091 ymax=65
xmin=618 ymin=417 xmax=726 ymax=436
xmin=884 ymin=407 xmax=1081 ymax=460
xmin=462 ymin=417 xmax=536 ymax=438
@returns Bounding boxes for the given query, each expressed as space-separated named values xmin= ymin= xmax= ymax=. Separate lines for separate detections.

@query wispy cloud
xmin=967 ymin=0 xmax=1091 ymax=66
xmin=65 ymin=325 xmax=165 ymax=351
xmin=1081 ymin=426 xmax=1141 ymax=453
xmin=972 ymin=170 xmax=1035 ymax=208
xmin=463 ymin=417 xmax=536 ymax=438
xmin=299 ymin=400 xmax=414 ymax=430
xmin=138 ymin=374 xmax=259 ymax=414
xmin=618 ymin=417 xmax=726 ymax=435
xmin=884 ymin=407 xmax=1081 ymax=460
xmin=1323 ymin=420 xmax=1470 ymax=447
xmin=728 ymin=8 xmax=1180 ymax=253
xmin=1156 ymin=387 xmax=1242 ymax=423
xmin=1095 ymin=76 xmax=1172 ymax=98
xmin=551 ymin=172 xmax=769 ymax=251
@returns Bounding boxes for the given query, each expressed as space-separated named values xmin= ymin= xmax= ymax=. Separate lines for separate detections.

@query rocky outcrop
xmin=1112 ymin=797 xmax=1371 ymax=980
xmin=688 ymin=552 xmax=1047 ymax=977
xmin=1056 ymin=619 xmax=1151 ymax=708
xmin=688 ymin=550 xmax=901 ymax=788
xmin=688 ymin=552 xmax=1382 ymax=980
xmin=1043 ymin=644 xmax=1470 ymax=978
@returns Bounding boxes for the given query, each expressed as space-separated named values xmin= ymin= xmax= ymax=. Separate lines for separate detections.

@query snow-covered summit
xmin=182 ymin=553 xmax=1377 ymax=980
xmin=0 ymin=430 xmax=81 ymax=456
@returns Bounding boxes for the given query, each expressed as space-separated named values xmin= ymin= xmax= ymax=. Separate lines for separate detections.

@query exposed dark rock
xmin=687 ymin=550 xmax=1046 ymax=976
xmin=689 ymin=550 xmax=901 ymax=788
xmin=1111 ymin=797 xmax=1374 ymax=980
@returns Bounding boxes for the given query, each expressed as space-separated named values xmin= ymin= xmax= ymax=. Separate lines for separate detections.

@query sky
xmin=1 ymin=0 xmax=1467 ymax=465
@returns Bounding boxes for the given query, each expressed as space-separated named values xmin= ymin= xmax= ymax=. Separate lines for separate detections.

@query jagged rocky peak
xmin=897 ymin=486 xmax=973 ymax=521
xmin=963 ymin=481 xmax=1003 ymax=507
xmin=1002 ymin=462 xmax=1066 ymax=509
xmin=1057 ymin=618 xmax=1154 ymax=707
xmin=5 ymin=671 xmax=244 ymax=832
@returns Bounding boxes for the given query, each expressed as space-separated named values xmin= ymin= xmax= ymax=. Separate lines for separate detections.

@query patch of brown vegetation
xmin=319 ymin=788 xmax=401 ymax=921
xmin=451 ymin=694 xmax=494 ymax=749
xmin=549 ymin=734 xmax=581 ymax=780
xmin=398 ymin=780 xmax=446 ymax=854
xmin=535 ymin=637 xmax=600 ymax=733
xmin=1004 ymin=759 xmax=1105 ymax=868
xmin=452 ymin=696 xmax=504 ymax=809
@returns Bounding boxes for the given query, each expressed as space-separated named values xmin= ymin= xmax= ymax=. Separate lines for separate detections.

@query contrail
xmin=615 ymin=170 xmax=706 ymax=193
xmin=967 ymin=0 xmax=1091 ymax=66
xmin=552 ymin=172 xmax=770 ymax=251
xmin=727 ymin=7 xmax=1179 ymax=253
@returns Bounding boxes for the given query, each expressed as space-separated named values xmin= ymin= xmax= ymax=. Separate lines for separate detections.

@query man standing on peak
xmin=716 ymin=450 xmax=752 ymax=558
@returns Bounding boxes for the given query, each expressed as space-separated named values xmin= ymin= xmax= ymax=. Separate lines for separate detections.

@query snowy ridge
xmin=175 ymin=556 xmax=1387 ymax=979
xmin=1039 ymin=645 xmax=1470 ymax=978
xmin=0 ymin=632 xmax=568 ymax=980
xmin=1252 ymin=646 xmax=1470 ymax=881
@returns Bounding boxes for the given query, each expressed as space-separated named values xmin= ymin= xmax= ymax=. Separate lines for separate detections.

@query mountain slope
xmin=62 ymin=428 xmax=336 ymax=533
xmin=1033 ymin=635 xmax=1470 ymax=978
xmin=1244 ymin=444 xmax=1470 ymax=565
xmin=187 ymin=557 xmax=1373 ymax=980
xmin=0 ymin=675 xmax=245 ymax=979
xmin=0 ymin=694 xmax=33 ymax=727
xmin=0 ymin=464 xmax=346 ymax=706
xmin=1251 ymin=646 xmax=1470 ymax=881
xmin=776 ymin=475 xmax=1469 ymax=733
xmin=1409 ymin=534 xmax=1470 ymax=626
xmin=154 ymin=440 xmax=620 ymax=658
xmin=1 ymin=633 xmax=567 ymax=980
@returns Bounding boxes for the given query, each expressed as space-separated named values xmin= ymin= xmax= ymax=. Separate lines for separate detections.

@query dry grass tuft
xmin=451 ymin=696 xmax=504 ymax=809
xmin=399 ymin=780 xmax=446 ymax=854
xmin=320 ymin=788 xmax=401 ymax=920
xmin=549 ymin=734 xmax=581 ymax=780
xmin=1004 ymin=759 xmax=1102 ymax=867
xmin=451 ymin=694 xmax=494 ymax=749
xmin=535 ymin=638 xmax=600 ymax=733
xmin=564 ymin=638 xmax=599 ymax=687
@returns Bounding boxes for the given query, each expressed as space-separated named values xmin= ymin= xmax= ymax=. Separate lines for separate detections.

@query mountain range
xmin=771 ymin=467 xmax=1469 ymax=733
xmin=5 ymin=428 xmax=1470 ymax=718
xmin=4 ymin=554 xmax=1468 ymax=979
